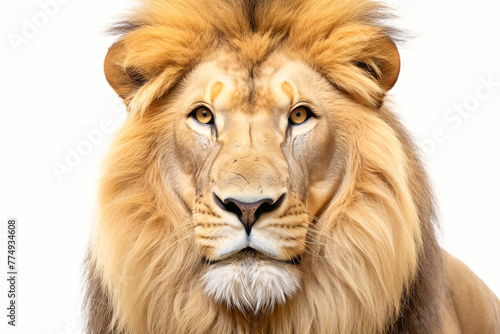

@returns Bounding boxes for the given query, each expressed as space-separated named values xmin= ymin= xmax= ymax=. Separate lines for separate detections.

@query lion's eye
xmin=191 ymin=107 xmax=214 ymax=125
xmin=289 ymin=106 xmax=312 ymax=125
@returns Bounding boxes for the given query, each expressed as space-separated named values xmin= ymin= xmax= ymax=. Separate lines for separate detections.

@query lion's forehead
xmin=193 ymin=57 xmax=308 ymax=114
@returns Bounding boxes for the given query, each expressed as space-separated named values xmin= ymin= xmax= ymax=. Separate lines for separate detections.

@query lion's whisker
xmin=135 ymin=223 xmax=195 ymax=261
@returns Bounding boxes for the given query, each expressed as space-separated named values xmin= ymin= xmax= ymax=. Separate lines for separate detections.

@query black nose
xmin=215 ymin=195 xmax=284 ymax=235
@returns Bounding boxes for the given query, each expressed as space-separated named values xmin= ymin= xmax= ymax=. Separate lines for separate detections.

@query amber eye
xmin=289 ymin=106 xmax=312 ymax=125
xmin=192 ymin=107 xmax=214 ymax=125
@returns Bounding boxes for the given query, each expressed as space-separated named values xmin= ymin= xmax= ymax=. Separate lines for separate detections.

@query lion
xmin=84 ymin=0 xmax=500 ymax=333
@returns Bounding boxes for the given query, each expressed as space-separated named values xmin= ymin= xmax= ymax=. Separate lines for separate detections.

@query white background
xmin=1 ymin=0 xmax=499 ymax=333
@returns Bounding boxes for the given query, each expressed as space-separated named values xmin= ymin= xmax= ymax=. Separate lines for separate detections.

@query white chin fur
xmin=202 ymin=254 xmax=301 ymax=313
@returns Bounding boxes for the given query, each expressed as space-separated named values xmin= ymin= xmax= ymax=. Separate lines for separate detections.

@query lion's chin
xmin=202 ymin=250 xmax=302 ymax=313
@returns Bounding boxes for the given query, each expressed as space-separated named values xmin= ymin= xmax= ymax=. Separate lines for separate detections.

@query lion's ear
xmin=318 ymin=32 xmax=401 ymax=109
xmin=356 ymin=36 xmax=400 ymax=97
xmin=104 ymin=41 xmax=146 ymax=100
xmin=374 ymin=37 xmax=400 ymax=92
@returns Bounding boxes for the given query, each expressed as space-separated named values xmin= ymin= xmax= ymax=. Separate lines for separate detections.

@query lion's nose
xmin=215 ymin=194 xmax=285 ymax=235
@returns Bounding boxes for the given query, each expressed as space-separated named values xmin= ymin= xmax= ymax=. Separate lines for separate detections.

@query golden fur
xmin=84 ymin=1 xmax=500 ymax=333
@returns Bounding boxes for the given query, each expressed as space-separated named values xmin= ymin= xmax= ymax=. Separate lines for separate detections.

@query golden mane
xmin=85 ymin=0 xmax=445 ymax=333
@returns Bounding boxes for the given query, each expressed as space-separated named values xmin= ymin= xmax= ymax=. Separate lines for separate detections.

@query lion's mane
xmin=84 ymin=0 xmax=445 ymax=333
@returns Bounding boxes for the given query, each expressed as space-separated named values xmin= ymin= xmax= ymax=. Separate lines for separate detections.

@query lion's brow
xmin=210 ymin=81 xmax=224 ymax=103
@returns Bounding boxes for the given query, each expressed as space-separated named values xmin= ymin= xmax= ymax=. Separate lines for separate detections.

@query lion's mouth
xmin=203 ymin=247 xmax=301 ymax=266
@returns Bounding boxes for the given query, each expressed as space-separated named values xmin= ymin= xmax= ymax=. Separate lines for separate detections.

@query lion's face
xmin=168 ymin=50 xmax=339 ymax=311
xmin=93 ymin=1 xmax=430 ymax=332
